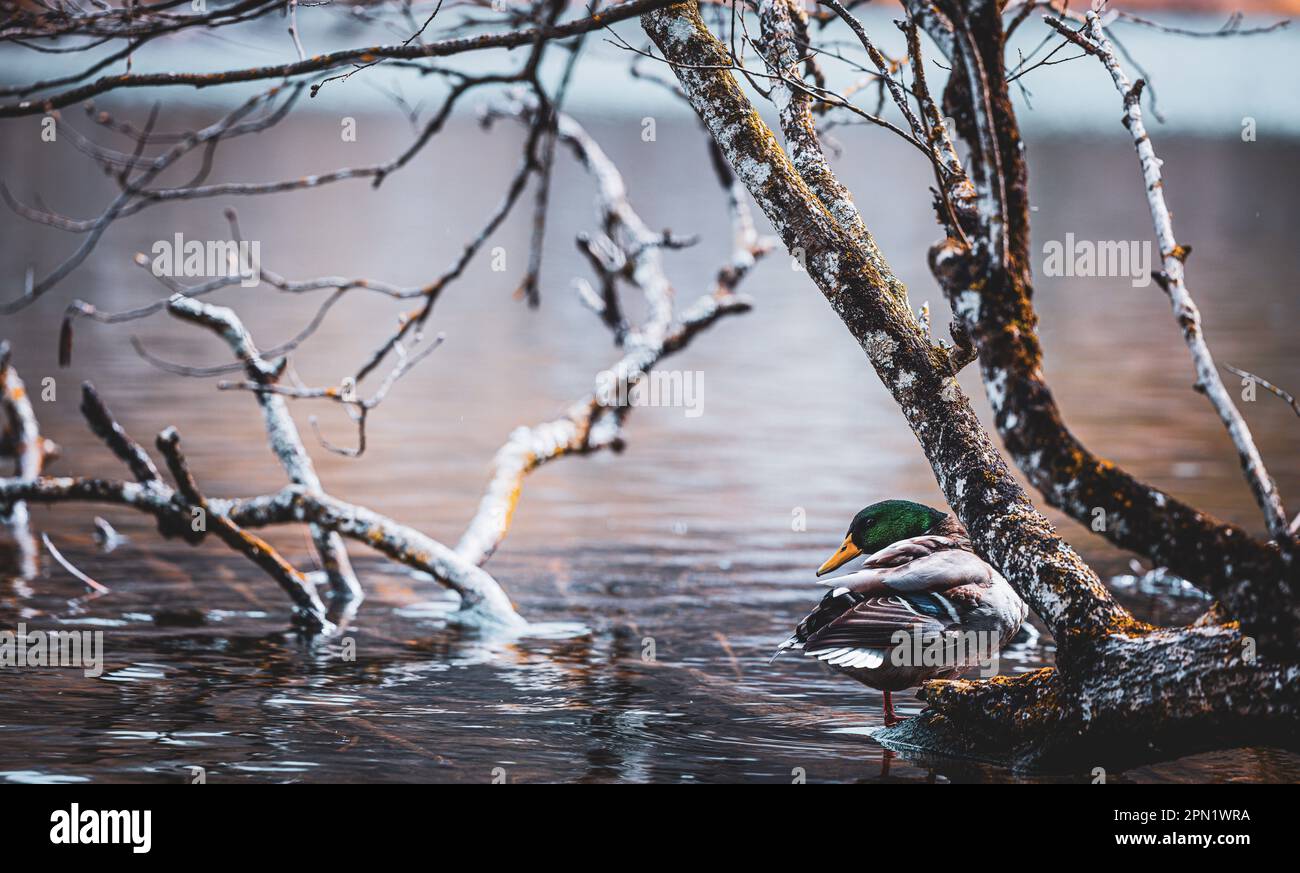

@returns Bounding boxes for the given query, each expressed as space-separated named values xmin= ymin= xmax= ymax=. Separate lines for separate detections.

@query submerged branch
xmin=458 ymin=101 xmax=769 ymax=566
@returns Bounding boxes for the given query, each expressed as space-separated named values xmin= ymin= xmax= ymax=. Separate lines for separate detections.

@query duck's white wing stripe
xmin=806 ymin=647 xmax=885 ymax=669
xmin=849 ymin=650 xmax=885 ymax=668
xmin=812 ymin=647 xmax=850 ymax=661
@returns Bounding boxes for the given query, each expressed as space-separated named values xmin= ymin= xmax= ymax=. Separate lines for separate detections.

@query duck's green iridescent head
xmin=816 ymin=500 xmax=948 ymax=576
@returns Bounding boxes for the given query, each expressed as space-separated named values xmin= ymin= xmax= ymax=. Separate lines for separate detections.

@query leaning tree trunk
xmin=916 ymin=0 xmax=1299 ymax=652
xmin=643 ymin=0 xmax=1299 ymax=768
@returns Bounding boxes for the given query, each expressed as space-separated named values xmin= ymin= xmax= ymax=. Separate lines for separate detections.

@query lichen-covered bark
xmin=754 ymin=0 xmax=901 ymax=300
xmin=643 ymin=0 xmax=1129 ymax=647
xmin=885 ymin=624 xmax=1300 ymax=768
xmin=920 ymin=0 xmax=1297 ymax=651
xmin=645 ymin=0 xmax=1298 ymax=763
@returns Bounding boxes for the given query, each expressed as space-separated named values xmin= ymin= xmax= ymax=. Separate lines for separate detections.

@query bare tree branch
xmin=163 ymin=294 xmax=362 ymax=606
xmin=457 ymin=99 xmax=770 ymax=565
xmin=0 ymin=0 xmax=675 ymax=117
xmin=644 ymin=0 xmax=1300 ymax=766
xmin=1078 ymin=10 xmax=1290 ymax=545
xmin=906 ymin=0 xmax=1293 ymax=641
xmin=644 ymin=0 xmax=1130 ymax=641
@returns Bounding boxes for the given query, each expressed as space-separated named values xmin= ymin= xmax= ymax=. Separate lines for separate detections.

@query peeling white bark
xmin=457 ymin=104 xmax=766 ymax=566
xmin=0 ymin=473 xmax=525 ymax=630
xmin=0 ymin=347 xmax=43 ymax=577
xmin=165 ymin=295 xmax=364 ymax=603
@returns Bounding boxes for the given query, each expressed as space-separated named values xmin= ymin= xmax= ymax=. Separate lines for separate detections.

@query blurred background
xmin=0 ymin=2 xmax=1297 ymax=783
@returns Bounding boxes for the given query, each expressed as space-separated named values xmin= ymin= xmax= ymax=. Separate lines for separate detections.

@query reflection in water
xmin=1 ymin=111 xmax=1298 ymax=782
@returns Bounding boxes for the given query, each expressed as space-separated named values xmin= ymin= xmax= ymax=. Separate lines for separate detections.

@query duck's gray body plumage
xmin=776 ymin=518 xmax=1027 ymax=691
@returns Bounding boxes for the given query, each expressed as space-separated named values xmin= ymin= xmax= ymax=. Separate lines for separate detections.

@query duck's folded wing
xmin=802 ymin=596 xmax=947 ymax=668
xmin=829 ymin=548 xmax=995 ymax=597
xmin=861 ymin=535 xmax=963 ymax=568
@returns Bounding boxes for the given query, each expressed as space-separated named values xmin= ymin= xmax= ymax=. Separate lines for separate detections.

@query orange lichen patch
xmin=1108 ymin=613 xmax=1158 ymax=636
xmin=1061 ymin=608 xmax=1155 ymax=643
xmin=1188 ymin=605 xmax=1224 ymax=628
xmin=924 ymin=667 xmax=1055 ymax=697
xmin=501 ymin=480 xmax=524 ymax=531
xmin=918 ymin=667 xmax=1066 ymax=731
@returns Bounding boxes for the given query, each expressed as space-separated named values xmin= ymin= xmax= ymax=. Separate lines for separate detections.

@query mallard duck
xmin=773 ymin=500 xmax=1027 ymax=726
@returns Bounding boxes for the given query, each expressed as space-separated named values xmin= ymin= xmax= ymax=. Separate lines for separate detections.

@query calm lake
xmin=1 ymin=102 xmax=1298 ymax=782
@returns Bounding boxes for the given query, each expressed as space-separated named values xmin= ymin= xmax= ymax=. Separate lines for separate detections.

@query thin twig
xmin=1082 ymin=11 xmax=1290 ymax=544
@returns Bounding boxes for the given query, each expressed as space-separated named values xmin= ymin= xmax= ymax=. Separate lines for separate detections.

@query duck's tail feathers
xmin=769 ymin=636 xmax=803 ymax=664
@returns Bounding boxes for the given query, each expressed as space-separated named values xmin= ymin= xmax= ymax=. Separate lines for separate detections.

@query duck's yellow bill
xmin=817 ymin=535 xmax=862 ymax=576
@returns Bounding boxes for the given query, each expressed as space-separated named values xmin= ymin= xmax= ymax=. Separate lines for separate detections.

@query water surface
xmin=1 ymin=109 xmax=1298 ymax=783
